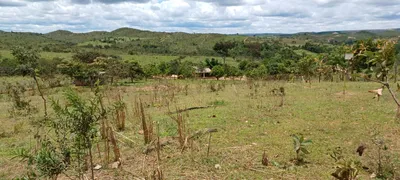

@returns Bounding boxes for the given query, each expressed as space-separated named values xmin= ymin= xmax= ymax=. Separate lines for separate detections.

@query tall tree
xmin=297 ymin=56 xmax=317 ymax=83
xmin=12 ymin=46 xmax=48 ymax=117
xmin=368 ymin=40 xmax=396 ymax=81
xmin=213 ymin=41 xmax=236 ymax=66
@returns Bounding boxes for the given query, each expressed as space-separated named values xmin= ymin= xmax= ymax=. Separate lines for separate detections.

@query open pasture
xmin=0 ymin=77 xmax=399 ymax=179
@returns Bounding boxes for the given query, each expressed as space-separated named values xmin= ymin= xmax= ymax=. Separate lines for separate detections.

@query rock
xmin=370 ymin=173 xmax=376 ymax=178
xmin=214 ymin=164 xmax=221 ymax=170
xmin=93 ymin=164 xmax=102 ymax=170
xmin=138 ymin=130 xmax=144 ymax=135
xmin=111 ymin=161 xmax=121 ymax=169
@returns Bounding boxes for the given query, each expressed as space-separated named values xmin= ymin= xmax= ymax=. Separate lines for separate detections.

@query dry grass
xmin=1 ymin=77 xmax=400 ymax=179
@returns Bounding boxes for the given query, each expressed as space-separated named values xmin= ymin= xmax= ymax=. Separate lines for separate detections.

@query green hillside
xmin=0 ymin=27 xmax=399 ymax=56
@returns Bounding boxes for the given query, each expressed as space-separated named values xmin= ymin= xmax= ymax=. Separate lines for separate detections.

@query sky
xmin=0 ymin=0 xmax=399 ymax=34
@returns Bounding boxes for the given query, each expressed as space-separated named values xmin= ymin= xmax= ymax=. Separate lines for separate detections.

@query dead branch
xmin=363 ymin=76 xmax=400 ymax=106
xmin=143 ymin=138 xmax=173 ymax=154
xmin=168 ymin=106 xmax=212 ymax=114
xmin=189 ymin=128 xmax=218 ymax=140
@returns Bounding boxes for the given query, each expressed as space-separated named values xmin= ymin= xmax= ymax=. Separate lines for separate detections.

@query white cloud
xmin=0 ymin=0 xmax=398 ymax=33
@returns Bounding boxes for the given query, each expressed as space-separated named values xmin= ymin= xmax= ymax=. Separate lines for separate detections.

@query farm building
xmin=194 ymin=67 xmax=212 ymax=78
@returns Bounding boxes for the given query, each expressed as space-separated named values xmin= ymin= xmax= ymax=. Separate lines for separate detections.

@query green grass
xmin=1 ymin=49 xmax=239 ymax=67
xmin=0 ymin=50 xmax=73 ymax=60
xmin=0 ymin=78 xmax=399 ymax=179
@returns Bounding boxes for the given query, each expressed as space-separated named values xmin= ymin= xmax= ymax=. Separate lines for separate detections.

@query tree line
xmin=1 ymin=38 xmax=399 ymax=83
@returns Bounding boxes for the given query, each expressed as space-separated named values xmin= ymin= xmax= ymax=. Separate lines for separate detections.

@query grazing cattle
xmin=171 ymin=74 xmax=178 ymax=79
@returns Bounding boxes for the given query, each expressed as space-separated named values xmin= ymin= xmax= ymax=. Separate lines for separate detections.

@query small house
xmin=194 ymin=67 xmax=212 ymax=78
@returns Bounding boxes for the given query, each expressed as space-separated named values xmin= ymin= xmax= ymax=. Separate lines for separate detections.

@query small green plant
xmin=330 ymin=147 xmax=344 ymax=162
xmin=6 ymin=83 xmax=36 ymax=116
xmin=369 ymin=135 xmax=398 ymax=179
xmin=329 ymin=147 xmax=361 ymax=180
xmin=331 ymin=159 xmax=361 ymax=180
xmin=209 ymin=100 xmax=226 ymax=106
xmin=209 ymin=82 xmax=217 ymax=92
xmin=13 ymin=139 xmax=66 ymax=180
xmin=112 ymin=93 xmax=126 ymax=131
xmin=51 ymin=88 xmax=105 ymax=179
xmin=291 ymin=134 xmax=312 ymax=164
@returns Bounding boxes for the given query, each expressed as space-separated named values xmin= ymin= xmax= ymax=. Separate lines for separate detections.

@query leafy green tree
xmin=213 ymin=41 xmax=236 ymax=65
xmin=0 ymin=58 xmax=18 ymax=76
xmin=143 ymin=63 xmax=161 ymax=77
xmin=238 ymin=60 xmax=249 ymax=71
xmin=368 ymin=40 xmax=396 ymax=81
xmin=225 ymin=64 xmax=241 ymax=77
xmin=124 ymin=61 xmax=144 ymax=82
xmin=72 ymin=51 xmax=106 ymax=63
xmin=302 ymin=42 xmax=325 ymax=53
xmin=98 ymin=57 xmax=124 ymax=84
xmin=58 ymin=52 xmax=112 ymax=86
xmin=297 ymin=56 xmax=317 ymax=83
xmin=247 ymin=64 xmax=267 ymax=79
xmin=12 ymin=46 xmax=48 ymax=117
xmin=37 ymin=57 xmax=62 ymax=78
xmin=229 ymin=42 xmax=247 ymax=60
xmin=157 ymin=61 xmax=169 ymax=75
xmin=205 ymin=58 xmax=221 ymax=69
xmin=211 ymin=65 xmax=225 ymax=80
xmin=179 ymin=61 xmax=195 ymax=78
xmin=245 ymin=43 xmax=262 ymax=59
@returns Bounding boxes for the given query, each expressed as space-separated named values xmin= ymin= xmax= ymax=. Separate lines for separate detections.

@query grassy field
xmin=0 ymin=49 xmax=238 ymax=67
xmin=0 ymin=77 xmax=399 ymax=179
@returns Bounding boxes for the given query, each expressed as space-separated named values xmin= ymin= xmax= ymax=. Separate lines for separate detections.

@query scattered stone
xmin=370 ymin=173 xmax=376 ymax=178
xmin=214 ymin=164 xmax=221 ymax=170
xmin=93 ymin=164 xmax=102 ymax=170
xmin=111 ymin=161 xmax=121 ymax=169
xmin=138 ymin=130 xmax=144 ymax=135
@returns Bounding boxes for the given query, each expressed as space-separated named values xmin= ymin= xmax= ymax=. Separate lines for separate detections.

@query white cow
xmin=171 ymin=74 xmax=178 ymax=79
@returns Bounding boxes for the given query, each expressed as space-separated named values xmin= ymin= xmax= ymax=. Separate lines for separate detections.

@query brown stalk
xmin=108 ymin=127 xmax=121 ymax=163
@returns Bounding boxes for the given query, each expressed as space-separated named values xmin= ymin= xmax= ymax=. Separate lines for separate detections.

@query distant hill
xmin=0 ymin=27 xmax=399 ymax=55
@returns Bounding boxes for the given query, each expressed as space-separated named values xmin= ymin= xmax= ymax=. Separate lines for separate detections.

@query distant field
xmin=0 ymin=50 xmax=73 ymax=60
xmin=0 ymin=49 xmax=239 ymax=66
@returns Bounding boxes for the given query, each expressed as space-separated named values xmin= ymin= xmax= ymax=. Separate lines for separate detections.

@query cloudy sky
xmin=0 ymin=0 xmax=399 ymax=34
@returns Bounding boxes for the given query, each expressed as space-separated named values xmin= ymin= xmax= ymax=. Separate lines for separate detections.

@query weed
xmin=6 ymin=83 xmax=37 ymax=116
xmin=113 ymin=93 xmax=126 ymax=131
xmin=329 ymin=147 xmax=361 ymax=180
xmin=331 ymin=159 xmax=361 ymax=180
xmin=169 ymin=109 xmax=188 ymax=151
xmin=209 ymin=100 xmax=226 ymax=106
xmin=13 ymin=121 xmax=24 ymax=134
xmin=368 ymin=135 xmax=398 ymax=179
xmin=13 ymin=139 xmax=66 ymax=180
xmin=291 ymin=134 xmax=312 ymax=164
xmin=51 ymin=88 xmax=105 ymax=179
